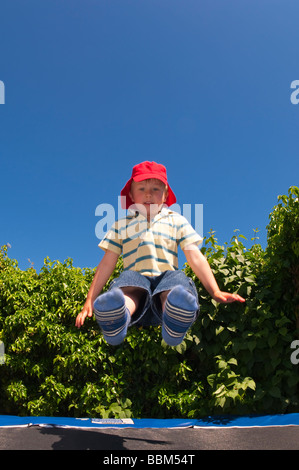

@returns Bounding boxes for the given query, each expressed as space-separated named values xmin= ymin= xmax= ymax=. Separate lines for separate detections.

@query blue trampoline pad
xmin=1 ymin=414 xmax=299 ymax=429
xmin=0 ymin=416 xmax=196 ymax=428
xmin=194 ymin=413 xmax=299 ymax=428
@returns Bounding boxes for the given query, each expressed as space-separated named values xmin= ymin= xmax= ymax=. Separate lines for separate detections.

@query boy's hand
xmin=75 ymin=301 xmax=94 ymax=328
xmin=212 ymin=290 xmax=245 ymax=304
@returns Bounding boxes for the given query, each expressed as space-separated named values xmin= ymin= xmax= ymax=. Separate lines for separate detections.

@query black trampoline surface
xmin=1 ymin=425 xmax=299 ymax=450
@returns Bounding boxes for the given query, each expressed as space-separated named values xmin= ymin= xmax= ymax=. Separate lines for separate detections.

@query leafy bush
xmin=0 ymin=187 xmax=298 ymax=418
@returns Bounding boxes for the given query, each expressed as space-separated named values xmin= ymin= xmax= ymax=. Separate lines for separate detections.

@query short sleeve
xmin=176 ymin=216 xmax=203 ymax=250
xmin=98 ymin=221 xmax=123 ymax=255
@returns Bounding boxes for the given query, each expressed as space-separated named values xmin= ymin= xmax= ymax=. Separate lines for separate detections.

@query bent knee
xmin=121 ymin=287 xmax=146 ymax=315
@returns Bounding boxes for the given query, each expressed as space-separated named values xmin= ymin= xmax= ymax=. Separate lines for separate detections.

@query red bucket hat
xmin=120 ymin=161 xmax=177 ymax=209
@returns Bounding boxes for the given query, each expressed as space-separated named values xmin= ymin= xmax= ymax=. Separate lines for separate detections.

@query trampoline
xmin=1 ymin=414 xmax=299 ymax=451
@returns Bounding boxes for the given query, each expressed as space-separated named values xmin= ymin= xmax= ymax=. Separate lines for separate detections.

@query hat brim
xmin=120 ymin=176 xmax=176 ymax=209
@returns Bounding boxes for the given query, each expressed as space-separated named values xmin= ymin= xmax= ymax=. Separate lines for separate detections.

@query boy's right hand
xmin=75 ymin=301 xmax=94 ymax=328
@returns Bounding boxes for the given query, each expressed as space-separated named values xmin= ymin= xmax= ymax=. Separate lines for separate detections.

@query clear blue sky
xmin=1 ymin=0 xmax=298 ymax=272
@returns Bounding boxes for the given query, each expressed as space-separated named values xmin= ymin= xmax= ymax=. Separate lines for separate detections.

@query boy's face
xmin=129 ymin=178 xmax=168 ymax=219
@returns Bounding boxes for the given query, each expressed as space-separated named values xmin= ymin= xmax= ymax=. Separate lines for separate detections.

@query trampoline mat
xmin=1 ymin=414 xmax=299 ymax=451
xmin=1 ymin=424 xmax=299 ymax=450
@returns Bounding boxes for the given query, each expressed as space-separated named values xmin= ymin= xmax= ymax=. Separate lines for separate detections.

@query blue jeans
xmin=107 ymin=270 xmax=200 ymax=327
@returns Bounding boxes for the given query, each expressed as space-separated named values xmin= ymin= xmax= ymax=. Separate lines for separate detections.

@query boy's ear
xmin=163 ymin=185 xmax=169 ymax=202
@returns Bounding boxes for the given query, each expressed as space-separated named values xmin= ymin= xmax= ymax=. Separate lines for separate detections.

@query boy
xmin=75 ymin=161 xmax=245 ymax=345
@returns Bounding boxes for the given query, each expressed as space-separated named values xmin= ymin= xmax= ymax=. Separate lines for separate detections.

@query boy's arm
xmin=183 ymin=244 xmax=245 ymax=303
xmin=75 ymin=249 xmax=120 ymax=328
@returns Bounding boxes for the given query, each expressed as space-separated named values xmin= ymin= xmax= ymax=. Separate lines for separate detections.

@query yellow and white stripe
xmin=99 ymin=207 xmax=203 ymax=277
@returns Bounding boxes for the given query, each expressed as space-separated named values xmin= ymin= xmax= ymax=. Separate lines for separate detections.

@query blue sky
xmin=1 ymin=0 xmax=298 ymax=272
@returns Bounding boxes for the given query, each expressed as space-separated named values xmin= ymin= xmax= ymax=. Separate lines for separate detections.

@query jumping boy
xmin=75 ymin=161 xmax=245 ymax=345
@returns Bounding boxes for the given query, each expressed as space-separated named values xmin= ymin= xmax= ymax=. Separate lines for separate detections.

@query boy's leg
xmin=159 ymin=290 xmax=170 ymax=311
xmin=121 ymin=286 xmax=145 ymax=316
xmin=93 ymin=286 xmax=145 ymax=345
xmin=161 ymin=286 xmax=198 ymax=346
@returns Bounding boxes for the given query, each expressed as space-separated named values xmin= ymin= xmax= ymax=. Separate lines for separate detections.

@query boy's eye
xmin=136 ymin=185 xmax=161 ymax=192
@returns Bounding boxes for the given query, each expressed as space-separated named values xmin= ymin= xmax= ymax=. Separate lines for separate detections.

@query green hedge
xmin=0 ymin=186 xmax=298 ymax=418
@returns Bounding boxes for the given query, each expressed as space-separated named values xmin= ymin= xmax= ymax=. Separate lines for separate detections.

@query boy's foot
xmin=93 ymin=288 xmax=130 ymax=345
xmin=162 ymin=285 xmax=198 ymax=346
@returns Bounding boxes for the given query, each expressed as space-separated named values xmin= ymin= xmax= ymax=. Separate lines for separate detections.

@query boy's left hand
xmin=212 ymin=290 xmax=245 ymax=304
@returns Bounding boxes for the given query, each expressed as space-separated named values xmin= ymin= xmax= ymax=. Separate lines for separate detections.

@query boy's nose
xmin=145 ymin=188 xmax=152 ymax=197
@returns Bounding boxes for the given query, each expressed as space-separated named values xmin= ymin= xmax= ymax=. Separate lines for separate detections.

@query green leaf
xmin=268 ymin=333 xmax=277 ymax=348
xmin=269 ymin=387 xmax=281 ymax=399
xmin=227 ymin=358 xmax=238 ymax=366
xmin=214 ymin=384 xmax=226 ymax=396
xmin=215 ymin=325 xmax=225 ymax=336
xmin=175 ymin=341 xmax=187 ymax=354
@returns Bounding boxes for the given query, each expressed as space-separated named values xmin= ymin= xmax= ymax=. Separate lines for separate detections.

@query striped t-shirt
xmin=98 ymin=207 xmax=203 ymax=277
